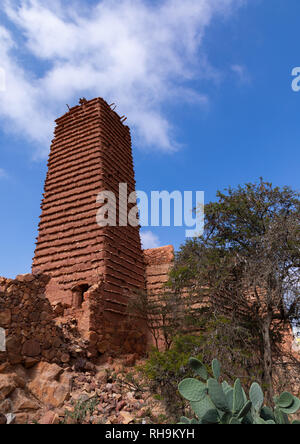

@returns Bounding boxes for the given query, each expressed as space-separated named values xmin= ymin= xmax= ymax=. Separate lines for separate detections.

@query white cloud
xmin=0 ymin=0 xmax=245 ymax=157
xmin=231 ymin=64 xmax=251 ymax=84
xmin=140 ymin=230 xmax=160 ymax=250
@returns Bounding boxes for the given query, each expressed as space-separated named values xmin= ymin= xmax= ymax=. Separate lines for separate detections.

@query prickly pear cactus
xmin=178 ymin=358 xmax=300 ymax=424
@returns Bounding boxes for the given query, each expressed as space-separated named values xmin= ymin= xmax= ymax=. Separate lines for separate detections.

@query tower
xmin=32 ymin=98 xmax=147 ymax=352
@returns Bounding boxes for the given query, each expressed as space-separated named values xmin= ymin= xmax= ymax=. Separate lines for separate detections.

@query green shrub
xmin=143 ymin=335 xmax=206 ymax=385
xmin=142 ymin=335 xmax=207 ymax=418
xmin=178 ymin=358 xmax=300 ymax=424
xmin=63 ymin=396 xmax=99 ymax=424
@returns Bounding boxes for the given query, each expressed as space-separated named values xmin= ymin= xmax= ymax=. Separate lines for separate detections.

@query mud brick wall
xmin=143 ymin=246 xmax=175 ymax=348
xmin=57 ymin=281 xmax=147 ymax=358
xmin=144 ymin=246 xmax=174 ymax=296
xmin=33 ymin=98 xmax=145 ymax=305
xmin=32 ymin=97 xmax=147 ymax=352
xmin=0 ymin=274 xmax=70 ymax=367
xmin=77 ymin=283 xmax=147 ymax=357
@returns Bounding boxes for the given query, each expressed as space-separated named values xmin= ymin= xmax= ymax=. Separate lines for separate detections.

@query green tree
xmin=171 ymin=179 xmax=300 ymax=402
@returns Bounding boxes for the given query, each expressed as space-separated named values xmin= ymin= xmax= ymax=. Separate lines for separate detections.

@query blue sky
xmin=0 ymin=0 xmax=300 ymax=278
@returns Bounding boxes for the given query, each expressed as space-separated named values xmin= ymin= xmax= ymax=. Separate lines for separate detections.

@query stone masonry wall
xmin=0 ymin=274 xmax=71 ymax=368
xmin=0 ymin=244 xmax=175 ymax=365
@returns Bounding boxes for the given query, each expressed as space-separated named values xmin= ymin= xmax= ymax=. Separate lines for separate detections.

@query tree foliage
xmin=170 ymin=179 xmax=300 ymax=401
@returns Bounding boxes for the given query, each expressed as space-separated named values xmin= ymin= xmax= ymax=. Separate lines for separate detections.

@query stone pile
xmin=0 ymin=360 xmax=72 ymax=424
xmin=0 ymin=354 xmax=167 ymax=425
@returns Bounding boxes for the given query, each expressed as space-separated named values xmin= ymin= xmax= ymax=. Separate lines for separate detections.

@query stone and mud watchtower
xmin=32 ymin=97 xmax=174 ymax=354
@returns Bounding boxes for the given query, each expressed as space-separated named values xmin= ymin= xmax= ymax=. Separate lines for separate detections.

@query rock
xmin=0 ymin=413 xmax=6 ymax=424
xmin=137 ymin=407 xmax=148 ymax=418
xmin=87 ymin=331 xmax=98 ymax=345
xmin=85 ymin=363 xmax=95 ymax=373
xmin=8 ymin=353 xmax=23 ymax=365
xmin=0 ymin=362 xmax=10 ymax=373
xmin=0 ymin=309 xmax=11 ymax=327
xmin=16 ymin=274 xmax=35 ymax=282
xmin=52 ymin=337 xmax=62 ymax=348
xmin=0 ymin=373 xmax=18 ymax=401
xmin=123 ymin=354 xmax=138 ymax=367
xmin=42 ymin=348 xmax=57 ymax=361
xmin=96 ymin=370 xmax=107 ymax=384
xmin=28 ymin=362 xmax=72 ymax=408
xmin=14 ymin=413 xmax=28 ymax=424
xmin=116 ymin=400 xmax=126 ymax=412
xmin=109 ymin=415 xmax=121 ymax=424
xmin=39 ymin=411 xmax=60 ymax=425
xmin=83 ymin=383 xmax=93 ymax=393
xmin=5 ymin=413 xmax=16 ymax=424
xmin=89 ymin=382 xmax=96 ymax=391
xmin=24 ymin=357 xmax=39 ymax=369
xmin=120 ymin=411 xmax=135 ymax=424
xmin=11 ymin=388 xmax=40 ymax=412
xmin=126 ymin=391 xmax=135 ymax=400
xmin=74 ymin=358 xmax=86 ymax=372
xmin=22 ymin=340 xmax=41 ymax=358
xmin=30 ymin=361 xmax=62 ymax=381
xmin=77 ymin=394 xmax=89 ymax=403
xmin=61 ymin=353 xmax=70 ymax=364
xmin=6 ymin=336 xmax=22 ymax=364
xmin=55 ymin=408 xmax=66 ymax=418
xmin=0 ymin=398 xmax=12 ymax=414
xmin=40 ymin=311 xmax=49 ymax=321
xmin=97 ymin=342 xmax=109 ymax=354
xmin=53 ymin=304 xmax=64 ymax=316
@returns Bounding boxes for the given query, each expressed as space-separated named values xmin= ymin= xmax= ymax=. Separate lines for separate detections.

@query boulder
xmin=22 ymin=340 xmax=41 ymax=358
xmin=11 ymin=388 xmax=40 ymax=413
xmin=6 ymin=336 xmax=22 ymax=365
xmin=119 ymin=411 xmax=134 ymax=424
xmin=24 ymin=357 xmax=39 ymax=369
xmin=0 ymin=398 xmax=12 ymax=414
xmin=0 ymin=309 xmax=11 ymax=328
xmin=38 ymin=411 xmax=60 ymax=425
xmin=28 ymin=362 xmax=72 ymax=408
xmin=0 ymin=373 xmax=18 ymax=401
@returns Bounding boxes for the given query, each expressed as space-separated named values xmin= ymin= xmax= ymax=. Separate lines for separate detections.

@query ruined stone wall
xmin=60 ymin=281 xmax=147 ymax=358
xmin=0 ymin=274 xmax=70 ymax=368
